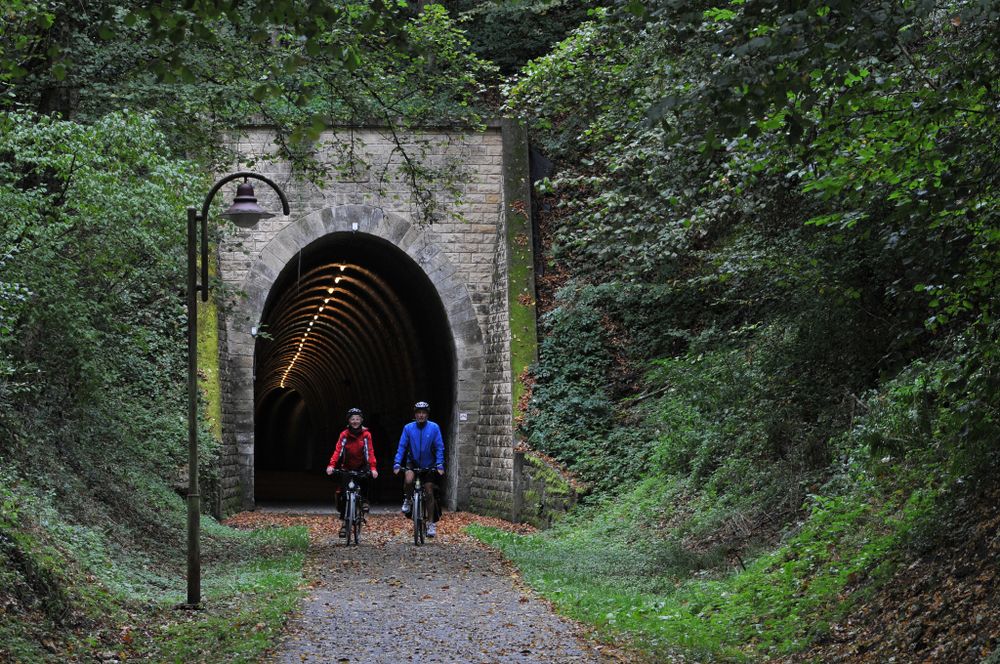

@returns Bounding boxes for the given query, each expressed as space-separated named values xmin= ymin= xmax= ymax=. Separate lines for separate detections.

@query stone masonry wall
xmin=468 ymin=120 xmax=536 ymax=519
xmin=472 ymin=208 xmax=514 ymax=517
xmin=214 ymin=125 xmax=514 ymax=515
xmin=512 ymin=451 xmax=580 ymax=528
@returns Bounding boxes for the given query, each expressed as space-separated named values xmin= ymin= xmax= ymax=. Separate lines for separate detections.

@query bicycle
xmin=408 ymin=467 xmax=436 ymax=546
xmin=335 ymin=469 xmax=370 ymax=546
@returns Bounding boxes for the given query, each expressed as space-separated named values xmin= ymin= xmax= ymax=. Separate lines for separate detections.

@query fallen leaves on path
xmin=223 ymin=509 xmax=536 ymax=545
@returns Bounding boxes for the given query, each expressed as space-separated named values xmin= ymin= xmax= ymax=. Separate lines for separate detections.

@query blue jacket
xmin=393 ymin=421 xmax=444 ymax=470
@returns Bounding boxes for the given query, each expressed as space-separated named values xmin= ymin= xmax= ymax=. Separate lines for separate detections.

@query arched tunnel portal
xmin=253 ymin=232 xmax=454 ymax=505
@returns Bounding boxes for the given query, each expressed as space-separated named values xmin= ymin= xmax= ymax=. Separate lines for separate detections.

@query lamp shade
xmin=221 ymin=181 xmax=276 ymax=228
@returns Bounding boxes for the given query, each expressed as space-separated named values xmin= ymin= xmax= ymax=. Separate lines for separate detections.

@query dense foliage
xmin=443 ymin=0 xmax=597 ymax=74
xmin=1 ymin=0 xmax=496 ymax=218
xmin=517 ymin=0 xmax=1000 ymax=500
xmin=0 ymin=111 xmax=197 ymax=479
xmin=499 ymin=1 xmax=1000 ymax=659
xmin=0 ymin=111 xmax=223 ymax=659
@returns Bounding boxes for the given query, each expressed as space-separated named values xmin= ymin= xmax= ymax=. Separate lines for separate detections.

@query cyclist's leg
xmin=401 ymin=469 xmax=415 ymax=515
xmin=336 ymin=487 xmax=347 ymax=521
xmin=423 ymin=474 xmax=437 ymax=523
xmin=359 ymin=475 xmax=370 ymax=514
xmin=336 ymin=476 xmax=348 ymax=536
xmin=352 ymin=489 xmax=363 ymax=544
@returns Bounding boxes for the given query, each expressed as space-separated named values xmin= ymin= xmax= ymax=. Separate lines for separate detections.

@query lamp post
xmin=186 ymin=172 xmax=289 ymax=607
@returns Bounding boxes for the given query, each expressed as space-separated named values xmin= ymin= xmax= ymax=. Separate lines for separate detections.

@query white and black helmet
xmin=413 ymin=401 xmax=430 ymax=411
xmin=346 ymin=407 xmax=363 ymax=419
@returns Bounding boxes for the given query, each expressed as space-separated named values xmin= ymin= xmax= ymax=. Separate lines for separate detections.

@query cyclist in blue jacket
xmin=393 ymin=401 xmax=445 ymax=537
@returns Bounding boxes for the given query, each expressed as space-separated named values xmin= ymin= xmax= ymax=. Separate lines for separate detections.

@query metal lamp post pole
xmin=186 ymin=172 xmax=289 ymax=607
xmin=186 ymin=205 xmax=202 ymax=606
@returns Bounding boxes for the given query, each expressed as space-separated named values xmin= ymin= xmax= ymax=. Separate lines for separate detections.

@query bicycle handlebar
xmin=331 ymin=469 xmax=372 ymax=478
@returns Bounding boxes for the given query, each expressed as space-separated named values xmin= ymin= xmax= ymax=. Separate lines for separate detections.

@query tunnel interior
xmin=253 ymin=232 xmax=454 ymax=504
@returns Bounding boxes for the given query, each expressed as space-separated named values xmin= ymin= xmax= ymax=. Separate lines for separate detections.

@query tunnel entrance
xmin=253 ymin=232 xmax=454 ymax=505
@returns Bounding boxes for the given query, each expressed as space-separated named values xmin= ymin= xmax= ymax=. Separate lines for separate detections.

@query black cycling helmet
xmin=413 ymin=401 xmax=430 ymax=411
xmin=346 ymin=407 xmax=363 ymax=419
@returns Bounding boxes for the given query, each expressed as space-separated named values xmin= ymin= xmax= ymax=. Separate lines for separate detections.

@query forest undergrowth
xmin=474 ymin=1 xmax=1000 ymax=662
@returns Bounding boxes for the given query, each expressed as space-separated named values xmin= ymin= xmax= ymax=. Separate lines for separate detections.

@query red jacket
xmin=328 ymin=426 xmax=377 ymax=472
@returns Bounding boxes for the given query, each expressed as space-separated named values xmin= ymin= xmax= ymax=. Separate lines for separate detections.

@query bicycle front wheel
xmin=412 ymin=492 xmax=423 ymax=546
xmin=346 ymin=495 xmax=356 ymax=546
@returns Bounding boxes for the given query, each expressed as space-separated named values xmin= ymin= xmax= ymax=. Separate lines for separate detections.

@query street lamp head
xmin=221 ymin=180 xmax=276 ymax=228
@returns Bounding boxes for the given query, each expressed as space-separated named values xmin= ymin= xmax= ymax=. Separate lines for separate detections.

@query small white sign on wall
xmin=459 ymin=412 xmax=468 ymax=422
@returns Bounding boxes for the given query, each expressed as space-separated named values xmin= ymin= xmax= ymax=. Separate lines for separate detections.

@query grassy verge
xmin=0 ymin=471 xmax=307 ymax=663
xmin=134 ymin=523 xmax=308 ymax=663
xmin=470 ymin=468 xmax=941 ymax=662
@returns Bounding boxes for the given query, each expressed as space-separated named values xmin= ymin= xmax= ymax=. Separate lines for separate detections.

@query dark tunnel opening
xmin=253 ymin=232 xmax=454 ymax=505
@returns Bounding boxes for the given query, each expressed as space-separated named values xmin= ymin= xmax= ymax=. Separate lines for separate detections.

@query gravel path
xmin=266 ymin=512 xmax=618 ymax=664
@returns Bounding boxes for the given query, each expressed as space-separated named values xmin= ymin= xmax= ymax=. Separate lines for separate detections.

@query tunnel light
xmin=313 ymin=314 xmax=318 ymax=320
xmin=318 ymin=306 xmax=324 ymax=312
xmin=324 ymin=298 xmax=330 ymax=304
xmin=327 ymin=287 xmax=334 ymax=294
xmin=335 ymin=276 xmax=341 ymax=284
xmin=340 ymin=265 xmax=346 ymax=272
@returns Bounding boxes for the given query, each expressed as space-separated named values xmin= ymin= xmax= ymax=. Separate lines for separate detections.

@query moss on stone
xmin=502 ymin=120 xmax=539 ymax=418
xmin=197 ymin=260 xmax=223 ymax=444
xmin=525 ymin=452 xmax=572 ymax=497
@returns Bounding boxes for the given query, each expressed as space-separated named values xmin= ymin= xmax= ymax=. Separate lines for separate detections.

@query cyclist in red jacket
xmin=326 ymin=408 xmax=378 ymax=538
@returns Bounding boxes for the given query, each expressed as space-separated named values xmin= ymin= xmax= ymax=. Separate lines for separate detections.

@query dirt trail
xmin=246 ymin=511 xmax=621 ymax=664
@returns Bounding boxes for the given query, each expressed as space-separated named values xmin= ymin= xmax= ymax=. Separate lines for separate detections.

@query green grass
xmin=470 ymin=470 xmax=940 ymax=662
xmin=136 ymin=526 xmax=308 ymax=663
xmin=0 ymin=470 xmax=308 ymax=663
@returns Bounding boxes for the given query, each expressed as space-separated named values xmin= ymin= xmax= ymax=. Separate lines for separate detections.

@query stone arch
xmin=226 ymin=205 xmax=484 ymax=511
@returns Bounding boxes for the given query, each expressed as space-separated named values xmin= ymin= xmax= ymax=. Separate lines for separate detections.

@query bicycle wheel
xmin=345 ymin=494 xmax=356 ymax=546
xmin=420 ymin=486 xmax=429 ymax=545
xmin=412 ymin=491 xmax=422 ymax=546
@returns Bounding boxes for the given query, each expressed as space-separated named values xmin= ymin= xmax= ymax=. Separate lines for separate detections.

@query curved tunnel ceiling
xmin=257 ymin=264 xmax=420 ymax=406
xmin=253 ymin=231 xmax=455 ymax=501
